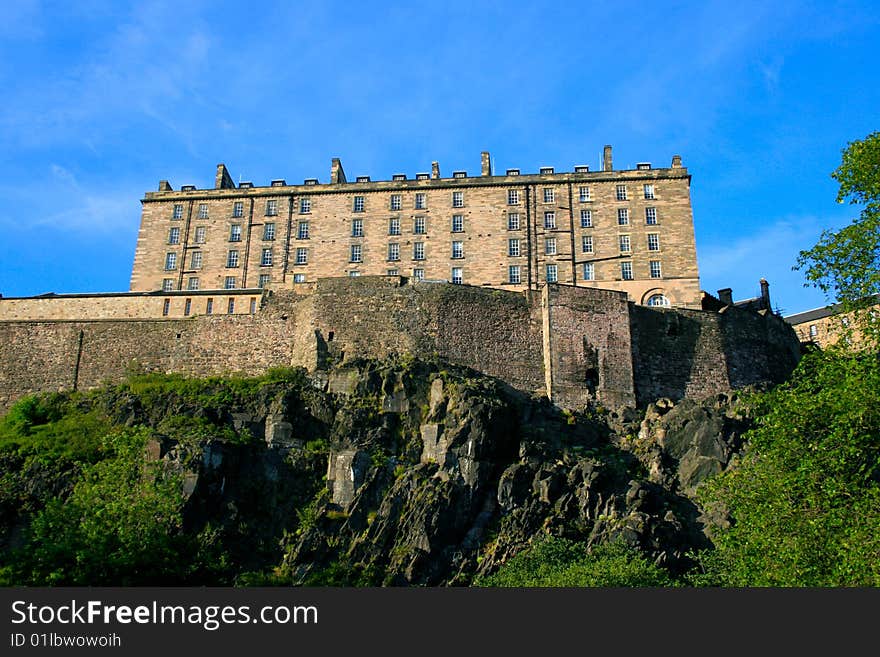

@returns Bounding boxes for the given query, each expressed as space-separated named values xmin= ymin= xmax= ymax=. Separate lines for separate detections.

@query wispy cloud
xmin=0 ymin=164 xmax=138 ymax=233
xmin=698 ymin=215 xmax=846 ymax=312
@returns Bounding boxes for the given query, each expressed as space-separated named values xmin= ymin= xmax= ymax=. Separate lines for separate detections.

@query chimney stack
xmin=481 ymin=151 xmax=492 ymax=176
xmin=215 ymin=164 xmax=235 ymax=190
xmin=158 ymin=180 xmax=173 ymax=192
xmin=717 ymin=288 xmax=733 ymax=305
xmin=330 ymin=158 xmax=346 ymax=184
xmin=431 ymin=161 xmax=440 ymax=179
xmin=603 ymin=145 xmax=613 ymax=172
xmin=671 ymin=154 xmax=682 ymax=168
xmin=759 ymin=278 xmax=770 ymax=310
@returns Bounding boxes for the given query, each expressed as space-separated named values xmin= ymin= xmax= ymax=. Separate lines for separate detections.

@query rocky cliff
xmin=0 ymin=357 xmax=757 ymax=586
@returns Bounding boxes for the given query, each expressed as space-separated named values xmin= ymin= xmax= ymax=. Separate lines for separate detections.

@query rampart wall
xmin=0 ymin=278 xmax=801 ymax=414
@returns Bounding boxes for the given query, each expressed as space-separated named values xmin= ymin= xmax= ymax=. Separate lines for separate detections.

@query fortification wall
xmin=544 ymin=285 xmax=635 ymax=408
xmin=629 ymin=304 xmax=801 ymax=405
xmin=306 ymin=277 xmax=545 ymax=395
xmin=0 ymin=290 xmax=262 ymax=320
xmin=0 ymin=299 xmax=306 ymax=413
xmin=0 ymin=277 xmax=801 ymax=415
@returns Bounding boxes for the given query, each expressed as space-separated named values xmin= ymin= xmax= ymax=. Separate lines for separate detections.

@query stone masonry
xmin=130 ymin=147 xmax=700 ymax=309
xmin=0 ymin=276 xmax=801 ymax=414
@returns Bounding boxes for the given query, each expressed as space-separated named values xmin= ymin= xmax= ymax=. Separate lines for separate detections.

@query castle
xmin=0 ymin=148 xmax=801 ymax=413
xmin=131 ymin=146 xmax=701 ymax=309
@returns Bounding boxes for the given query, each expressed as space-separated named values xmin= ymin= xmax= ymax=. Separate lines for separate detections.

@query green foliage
xmin=693 ymin=350 xmax=880 ymax=586
xmin=1 ymin=427 xmax=198 ymax=585
xmin=796 ymin=131 xmax=880 ymax=344
xmin=476 ymin=536 xmax=675 ymax=587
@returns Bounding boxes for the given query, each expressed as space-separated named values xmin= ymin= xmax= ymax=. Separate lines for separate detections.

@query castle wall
xmin=543 ymin=284 xmax=635 ymax=408
xmin=0 ymin=278 xmax=801 ymax=415
xmin=0 ymin=300 xmax=307 ymax=413
xmin=0 ymin=290 xmax=263 ymax=320
xmin=629 ymin=304 xmax=801 ymax=405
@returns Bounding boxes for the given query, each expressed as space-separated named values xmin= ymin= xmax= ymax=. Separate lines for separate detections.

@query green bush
xmin=476 ymin=536 xmax=675 ymax=587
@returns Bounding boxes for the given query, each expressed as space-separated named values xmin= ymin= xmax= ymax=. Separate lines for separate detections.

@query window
xmin=580 ymin=209 xmax=592 ymax=228
xmin=387 ymin=269 xmax=399 ymax=276
xmin=616 ymin=185 xmax=628 ymax=201
xmin=581 ymin=236 xmax=593 ymax=253
xmin=545 ymin=237 xmax=557 ymax=255
xmin=353 ymin=196 xmax=365 ymax=212
xmin=299 ymin=198 xmax=311 ymax=213
xmin=579 ymin=186 xmax=591 ymax=202
xmin=619 ymin=235 xmax=631 ymax=253
xmin=546 ymin=264 xmax=558 ymax=283
xmin=184 ymin=298 xmax=192 ymax=316
xmin=620 ymin=261 xmax=633 ymax=280
xmin=452 ymin=241 xmax=464 ymax=259
xmin=198 ymin=203 xmax=208 ymax=218
xmin=229 ymin=224 xmax=242 ymax=241
xmin=265 ymin=200 xmax=278 ymax=216
xmin=508 ymin=213 xmax=521 ymax=230
xmin=162 ymin=278 xmax=174 ymax=292
xmin=617 ymin=208 xmax=629 ymax=225
xmin=583 ymin=263 xmax=594 ymax=281
xmin=453 ymin=171 xmax=466 ymax=179
xmin=508 ymin=238 xmax=521 ymax=257
xmin=168 ymin=227 xmax=180 ymax=244
xmin=349 ymin=270 xmax=361 ymax=277
xmin=452 ymin=215 xmax=464 ymax=232
xmin=809 ymin=324 xmax=818 ymax=338
xmin=413 ymin=242 xmax=425 ymax=260
xmin=295 ymin=247 xmax=308 ymax=265
xmin=544 ymin=211 xmax=556 ymax=229
xmin=206 ymin=298 xmax=213 ymax=314
xmin=172 ymin=204 xmax=183 ymax=219
xmin=194 ymin=226 xmax=207 ymax=243
xmin=261 ymin=248 xmax=273 ymax=266
xmin=507 ymin=189 xmax=520 ymax=205
xmin=227 ymin=298 xmax=235 ymax=314
xmin=647 ymin=233 xmax=660 ymax=251
xmin=647 ymin=294 xmax=670 ymax=307
xmin=508 ymin=265 xmax=522 ymax=284
xmin=190 ymin=251 xmax=203 ymax=269
xmin=263 ymin=222 xmax=276 ymax=240
xmin=297 ymin=221 xmax=309 ymax=239
xmin=643 ymin=184 xmax=655 ymax=200
xmin=414 ymin=216 xmax=426 ymax=234
xmin=650 ymin=260 xmax=662 ymax=279
xmin=389 ymin=217 xmax=401 ymax=235
xmin=227 ymin=250 xmax=239 ymax=267
xmin=258 ymin=274 xmax=271 ymax=288
xmin=233 ymin=201 xmax=244 ymax=218
xmin=543 ymin=188 xmax=555 ymax=203
xmin=388 ymin=243 xmax=400 ymax=261
xmin=350 ymin=244 xmax=362 ymax=262
xmin=250 ymin=297 xmax=257 ymax=314
xmin=224 ymin=276 xmax=236 ymax=289
xmin=162 ymin=299 xmax=170 ymax=316
xmin=352 ymin=218 xmax=364 ymax=237
xmin=451 ymin=267 xmax=463 ymax=284
xmin=645 ymin=207 xmax=657 ymax=225
xmin=293 ymin=273 xmax=306 ymax=283
xmin=414 ymin=193 xmax=426 ymax=209
xmin=165 ymin=253 xmax=177 ymax=270
xmin=452 ymin=191 xmax=463 ymax=208
xmin=188 ymin=276 xmax=199 ymax=290
xmin=412 ymin=268 xmax=425 ymax=281
xmin=390 ymin=194 xmax=401 ymax=211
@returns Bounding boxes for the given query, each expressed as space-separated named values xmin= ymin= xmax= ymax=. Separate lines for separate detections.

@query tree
xmin=796 ymin=131 xmax=880 ymax=344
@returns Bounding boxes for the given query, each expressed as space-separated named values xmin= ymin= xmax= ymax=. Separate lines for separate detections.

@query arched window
xmin=647 ymin=294 xmax=670 ymax=307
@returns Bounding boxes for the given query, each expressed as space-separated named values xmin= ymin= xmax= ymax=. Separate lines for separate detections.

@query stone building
xmin=785 ymin=294 xmax=880 ymax=348
xmin=130 ymin=146 xmax=701 ymax=308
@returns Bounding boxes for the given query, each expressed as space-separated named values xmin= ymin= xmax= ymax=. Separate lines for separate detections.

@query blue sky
xmin=1 ymin=0 xmax=877 ymax=314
